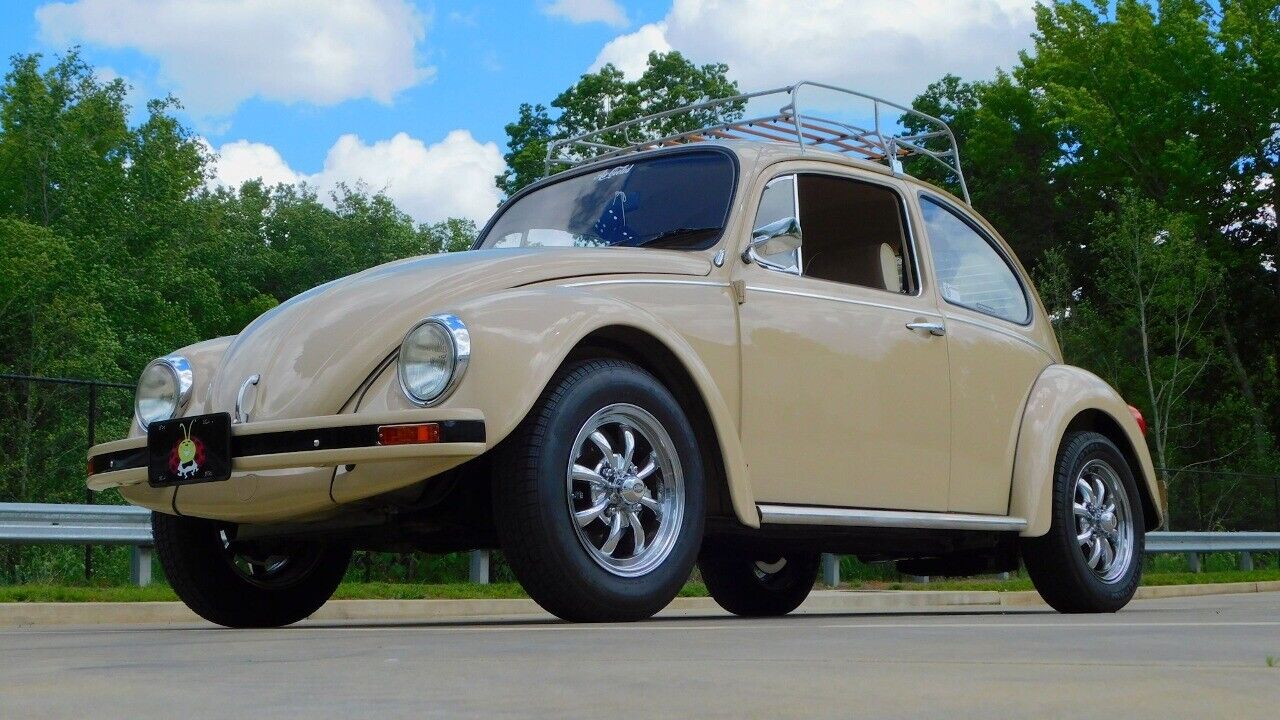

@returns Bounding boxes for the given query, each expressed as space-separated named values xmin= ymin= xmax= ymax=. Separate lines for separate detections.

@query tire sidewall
xmin=153 ymin=512 xmax=350 ymax=628
xmin=525 ymin=364 xmax=705 ymax=610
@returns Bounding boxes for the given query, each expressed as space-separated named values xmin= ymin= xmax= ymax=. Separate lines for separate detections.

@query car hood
xmin=209 ymin=247 xmax=712 ymax=421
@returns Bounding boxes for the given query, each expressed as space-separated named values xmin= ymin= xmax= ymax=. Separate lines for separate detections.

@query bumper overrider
xmin=87 ymin=409 xmax=487 ymax=491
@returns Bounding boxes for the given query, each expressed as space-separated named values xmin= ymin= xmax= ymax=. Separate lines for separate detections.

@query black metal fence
xmin=0 ymin=374 xmax=135 ymax=582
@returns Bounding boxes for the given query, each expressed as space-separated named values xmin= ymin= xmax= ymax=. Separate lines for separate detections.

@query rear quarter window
xmin=919 ymin=196 xmax=1030 ymax=325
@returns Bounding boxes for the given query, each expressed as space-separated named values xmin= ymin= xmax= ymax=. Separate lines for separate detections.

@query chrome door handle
xmin=906 ymin=321 xmax=946 ymax=337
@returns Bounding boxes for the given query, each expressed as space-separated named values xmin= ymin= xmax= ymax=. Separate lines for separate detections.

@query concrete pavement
xmin=1 ymin=592 xmax=1277 ymax=719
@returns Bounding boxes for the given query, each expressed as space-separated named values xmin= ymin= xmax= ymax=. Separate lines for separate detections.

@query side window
xmin=919 ymin=196 xmax=1029 ymax=324
xmin=751 ymin=175 xmax=800 ymax=272
xmin=796 ymin=175 xmax=914 ymax=294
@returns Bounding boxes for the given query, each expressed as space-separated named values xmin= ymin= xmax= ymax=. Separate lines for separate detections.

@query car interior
xmin=796 ymin=174 xmax=913 ymax=294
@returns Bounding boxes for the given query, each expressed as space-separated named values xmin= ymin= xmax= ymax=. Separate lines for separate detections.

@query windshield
xmin=479 ymin=151 xmax=736 ymax=251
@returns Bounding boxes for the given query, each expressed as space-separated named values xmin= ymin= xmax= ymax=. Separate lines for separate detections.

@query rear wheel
xmin=1021 ymin=431 xmax=1145 ymax=613
xmin=493 ymin=359 xmax=705 ymax=622
xmin=700 ymin=547 xmax=820 ymax=617
xmin=152 ymin=512 xmax=351 ymax=628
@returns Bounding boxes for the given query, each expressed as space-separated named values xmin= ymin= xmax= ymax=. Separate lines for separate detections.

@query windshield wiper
xmin=636 ymin=226 xmax=722 ymax=250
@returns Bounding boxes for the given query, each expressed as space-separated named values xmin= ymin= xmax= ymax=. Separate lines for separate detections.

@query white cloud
xmin=591 ymin=0 xmax=1035 ymax=102
xmin=36 ymin=0 xmax=433 ymax=118
xmin=207 ymin=131 xmax=506 ymax=226
xmin=208 ymin=140 xmax=303 ymax=188
xmin=592 ymin=23 xmax=672 ymax=77
xmin=543 ymin=0 xmax=630 ymax=27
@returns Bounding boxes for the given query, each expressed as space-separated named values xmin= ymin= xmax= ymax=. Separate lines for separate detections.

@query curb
xmin=2 ymin=582 xmax=1277 ymax=628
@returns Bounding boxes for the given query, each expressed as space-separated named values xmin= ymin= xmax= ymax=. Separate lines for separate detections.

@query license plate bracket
xmin=147 ymin=412 xmax=233 ymax=487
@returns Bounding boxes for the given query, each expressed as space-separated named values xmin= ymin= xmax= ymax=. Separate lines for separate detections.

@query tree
xmin=496 ymin=51 xmax=743 ymax=196
xmin=911 ymin=1 xmax=1280 ymax=529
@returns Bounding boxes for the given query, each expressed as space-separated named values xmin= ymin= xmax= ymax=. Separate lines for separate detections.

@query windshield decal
xmin=595 ymin=164 xmax=633 ymax=182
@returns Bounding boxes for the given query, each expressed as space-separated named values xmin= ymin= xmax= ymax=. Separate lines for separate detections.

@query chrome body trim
xmin=559 ymin=279 xmax=731 ymax=289
xmin=757 ymin=504 xmax=1029 ymax=532
xmin=745 ymin=286 xmax=943 ymax=318
xmin=398 ymin=314 xmax=471 ymax=408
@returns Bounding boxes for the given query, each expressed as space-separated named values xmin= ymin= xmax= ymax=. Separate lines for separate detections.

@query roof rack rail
xmin=545 ymin=81 xmax=970 ymax=204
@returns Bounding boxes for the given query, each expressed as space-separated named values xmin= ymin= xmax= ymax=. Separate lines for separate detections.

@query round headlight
xmin=135 ymin=356 xmax=193 ymax=430
xmin=398 ymin=315 xmax=469 ymax=406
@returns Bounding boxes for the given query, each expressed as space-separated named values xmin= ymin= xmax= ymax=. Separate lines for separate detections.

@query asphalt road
xmin=1 ymin=593 xmax=1278 ymax=719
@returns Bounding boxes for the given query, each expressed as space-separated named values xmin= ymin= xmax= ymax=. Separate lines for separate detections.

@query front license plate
xmin=147 ymin=412 xmax=233 ymax=487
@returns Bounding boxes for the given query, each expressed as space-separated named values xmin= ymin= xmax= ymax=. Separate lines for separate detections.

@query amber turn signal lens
xmin=377 ymin=423 xmax=441 ymax=445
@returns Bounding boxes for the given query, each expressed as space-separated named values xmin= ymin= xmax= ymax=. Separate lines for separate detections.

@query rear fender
xmin=1010 ymin=365 xmax=1161 ymax=536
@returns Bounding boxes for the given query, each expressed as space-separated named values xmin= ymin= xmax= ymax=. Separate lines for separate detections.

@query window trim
xmin=749 ymin=168 xmax=924 ymax=298
xmin=917 ymin=192 xmax=1033 ymax=327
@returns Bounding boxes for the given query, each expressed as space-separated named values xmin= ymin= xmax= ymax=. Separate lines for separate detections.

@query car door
xmin=734 ymin=169 xmax=951 ymax=511
xmin=914 ymin=194 xmax=1055 ymax=515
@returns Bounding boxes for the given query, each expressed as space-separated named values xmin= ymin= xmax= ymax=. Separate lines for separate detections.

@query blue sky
xmin=0 ymin=1 xmax=1037 ymax=224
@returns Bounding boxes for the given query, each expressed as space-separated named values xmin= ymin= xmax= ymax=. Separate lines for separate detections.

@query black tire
xmin=1021 ymin=431 xmax=1146 ymax=613
xmin=493 ymin=359 xmax=706 ymax=622
xmin=152 ymin=512 xmax=351 ymax=628
xmin=700 ymin=547 xmax=820 ymax=617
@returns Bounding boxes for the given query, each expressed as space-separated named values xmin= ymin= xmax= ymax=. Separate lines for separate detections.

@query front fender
xmin=357 ymin=285 xmax=759 ymax=528
xmin=1010 ymin=365 xmax=1160 ymax=537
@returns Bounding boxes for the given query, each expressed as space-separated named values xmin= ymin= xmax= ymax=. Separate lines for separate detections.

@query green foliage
xmin=0 ymin=50 xmax=477 ymax=582
xmin=496 ymin=51 xmax=743 ymax=196
xmin=910 ymin=0 xmax=1280 ymax=531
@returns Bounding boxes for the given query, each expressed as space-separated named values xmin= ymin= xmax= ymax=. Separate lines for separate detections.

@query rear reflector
xmin=377 ymin=423 xmax=441 ymax=446
xmin=1127 ymin=405 xmax=1147 ymax=435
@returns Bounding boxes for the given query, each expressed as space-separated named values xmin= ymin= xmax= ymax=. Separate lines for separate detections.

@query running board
xmin=757 ymin=504 xmax=1028 ymax=532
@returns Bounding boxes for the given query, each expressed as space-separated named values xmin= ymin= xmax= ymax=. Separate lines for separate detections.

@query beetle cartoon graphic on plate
xmin=169 ymin=422 xmax=205 ymax=479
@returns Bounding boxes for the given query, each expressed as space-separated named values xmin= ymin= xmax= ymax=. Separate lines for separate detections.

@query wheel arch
xmin=1010 ymin=364 xmax=1162 ymax=537
xmin=1063 ymin=408 xmax=1161 ymax=533
xmin=445 ymin=287 xmax=759 ymax=528
xmin=562 ymin=325 xmax=738 ymax=524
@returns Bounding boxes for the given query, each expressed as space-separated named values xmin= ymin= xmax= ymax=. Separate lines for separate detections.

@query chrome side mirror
xmin=742 ymin=216 xmax=802 ymax=273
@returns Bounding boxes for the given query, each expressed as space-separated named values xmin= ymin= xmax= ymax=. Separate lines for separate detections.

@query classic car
xmin=87 ymin=83 xmax=1161 ymax=627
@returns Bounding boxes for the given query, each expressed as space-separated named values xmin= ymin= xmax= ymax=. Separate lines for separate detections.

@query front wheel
xmin=700 ymin=547 xmax=820 ymax=617
xmin=1021 ymin=431 xmax=1145 ymax=613
xmin=493 ymin=359 xmax=705 ymax=622
xmin=153 ymin=512 xmax=351 ymax=628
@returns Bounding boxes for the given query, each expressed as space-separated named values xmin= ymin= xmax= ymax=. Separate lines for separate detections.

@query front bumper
xmin=87 ymin=409 xmax=487 ymax=491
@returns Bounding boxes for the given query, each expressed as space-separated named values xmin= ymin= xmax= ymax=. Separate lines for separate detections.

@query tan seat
xmin=879 ymin=243 xmax=902 ymax=293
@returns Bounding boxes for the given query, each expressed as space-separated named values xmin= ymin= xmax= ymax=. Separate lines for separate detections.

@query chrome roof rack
xmin=545 ymin=81 xmax=970 ymax=204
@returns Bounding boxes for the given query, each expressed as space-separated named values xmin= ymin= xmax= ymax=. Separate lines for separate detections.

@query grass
xmin=0 ymin=570 xmax=1275 ymax=603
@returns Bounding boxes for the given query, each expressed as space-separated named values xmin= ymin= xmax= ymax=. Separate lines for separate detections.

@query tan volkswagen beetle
xmin=87 ymin=83 xmax=1161 ymax=626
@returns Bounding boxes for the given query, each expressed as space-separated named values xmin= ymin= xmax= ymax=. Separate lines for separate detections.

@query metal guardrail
xmin=1145 ymin=531 xmax=1280 ymax=553
xmin=4 ymin=503 xmax=1276 ymax=589
xmin=0 ymin=503 xmax=154 ymax=586
xmin=0 ymin=502 xmax=494 ymax=587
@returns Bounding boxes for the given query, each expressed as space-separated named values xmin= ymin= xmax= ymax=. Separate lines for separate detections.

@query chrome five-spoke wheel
xmin=567 ymin=403 xmax=684 ymax=577
xmin=1072 ymin=458 xmax=1134 ymax=583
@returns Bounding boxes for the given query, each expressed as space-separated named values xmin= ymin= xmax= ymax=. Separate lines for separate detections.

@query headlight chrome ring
xmin=398 ymin=314 xmax=470 ymax=407
xmin=134 ymin=355 xmax=194 ymax=431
